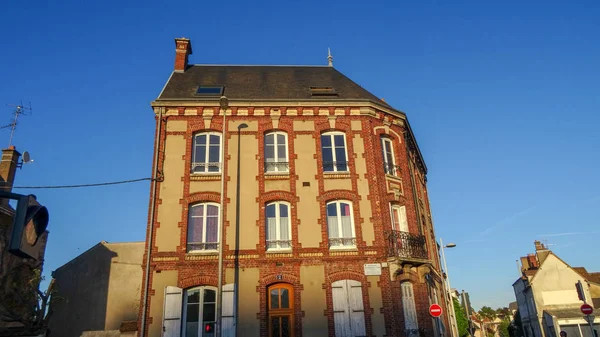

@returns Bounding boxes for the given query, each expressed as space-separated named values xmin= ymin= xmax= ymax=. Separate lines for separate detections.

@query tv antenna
xmin=3 ymin=101 xmax=32 ymax=147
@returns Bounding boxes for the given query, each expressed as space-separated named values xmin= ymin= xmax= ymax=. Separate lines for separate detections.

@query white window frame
xmin=326 ymin=200 xmax=356 ymax=249
xmin=321 ymin=132 xmax=349 ymax=173
xmin=381 ymin=137 xmax=398 ymax=176
xmin=264 ymin=131 xmax=289 ymax=173
xmin=390 ymin=204 xmax=409 ymax=232
xmin=265 ymin=201 xmax=292 ymax=251
xmin=192 ymin=132 xmax=222 ymax=174
xmin=182 ymin=286 xmax=218 ymax=337
xmin=402 ymin=282 xmax=419 ymax=336
xmin=187 ymin=202 xmax=220 ymax=253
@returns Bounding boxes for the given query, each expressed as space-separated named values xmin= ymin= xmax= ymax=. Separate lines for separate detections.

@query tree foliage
xmin=499 ymin=317 xmax=511 ymax=337
xmin=479 ymin=306 xmax=498 ymax=321
xmin=453 ymin=297 xmax=469 ymax=337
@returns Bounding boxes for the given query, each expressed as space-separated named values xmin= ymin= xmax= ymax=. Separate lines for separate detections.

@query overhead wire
xmin=12 ymin=177 xmax=157 ymax=189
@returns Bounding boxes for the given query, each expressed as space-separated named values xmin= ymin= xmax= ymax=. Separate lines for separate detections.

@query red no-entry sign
xmin=430 ymin=304 xmax=443 ymax=317
xmin=581 ymin=304 xmax=593 ymax=315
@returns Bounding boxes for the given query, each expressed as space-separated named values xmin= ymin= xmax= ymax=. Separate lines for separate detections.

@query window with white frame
xmin=381 ymin=137 xmax=398 ymax=176
xmin=401 ymin=282 xmax=419 ymax=337
xmin=390 ymin=204 xmax=409 ymax=232
xmin=162 ymin=284 xmax=235 ymax=337
xmin=265 ymin=132 xmax=289 ymax=173
xmin=187 ymin=203 xmax=219 ymax=252
xmin=326 ymin=201 xmax=356 ymax=248
xmin=265 ymin=202 xmax=291 ymax=250
xmin=321 ymin=132 xmax=348 ymax=172
xmin=192 ymin=132 xmax=221 ymax=173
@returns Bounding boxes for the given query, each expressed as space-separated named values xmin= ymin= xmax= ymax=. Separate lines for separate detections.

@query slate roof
xmin=157 ymin=65 xmax=391 ymax=107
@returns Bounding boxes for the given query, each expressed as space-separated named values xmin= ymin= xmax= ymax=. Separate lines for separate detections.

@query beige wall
xmin=156 ymin=134 xmax=186 ymax=252
xmin=226 ymin=130 xmax=259 ymax=250
xmin=300 ymin=266 xmax=327 ymax=335
xmin=238 ymin=268 xmax=260 ymax=337
xmin=323 ymin=178 xmax=352 ymax=191
xmin=105 ymin=243 xmax=144 ymax=330
xmin=533 ymin=255 xmax=593 ymax=308
xmin=265 ymin=179 xmax=291 ymax=192
xmin=367 ymin=275 xmax=385 ymax=337
xmin=353 ymin=134 xmax=374 ymax=246
xmin=295 ymin=133 xmax=321 ymax=248
xmin=149 ymin=270 xmax=178 ymax=337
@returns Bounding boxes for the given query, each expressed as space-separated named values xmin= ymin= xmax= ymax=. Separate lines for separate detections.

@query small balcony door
xmin=268 ymin=283 xmax=294 ymax=337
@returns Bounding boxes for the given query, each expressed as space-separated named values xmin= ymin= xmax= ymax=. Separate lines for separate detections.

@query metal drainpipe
xmin=140 ymin=107 xmax=163 ymax=337
xmin=404 ymin=132 xmax=423 ymax=235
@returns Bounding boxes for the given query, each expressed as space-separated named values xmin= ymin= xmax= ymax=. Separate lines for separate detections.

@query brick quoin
xmin=139 ymin=105 xmax=447 ymax=337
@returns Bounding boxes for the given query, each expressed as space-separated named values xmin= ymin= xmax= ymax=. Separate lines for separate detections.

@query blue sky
xmin=1 ymin=0 xmax=599 ymax=310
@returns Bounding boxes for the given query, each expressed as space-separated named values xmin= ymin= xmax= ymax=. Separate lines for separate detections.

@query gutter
xmin=140 ymin=107 xmax=163 ymax=337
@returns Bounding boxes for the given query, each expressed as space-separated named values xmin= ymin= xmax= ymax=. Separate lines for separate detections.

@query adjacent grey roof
xmin=157 ymin=65 xmax=391 ymax=107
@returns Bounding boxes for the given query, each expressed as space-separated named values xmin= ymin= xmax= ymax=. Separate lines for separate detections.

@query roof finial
xmin=327 ymin=48 xmax=333 ymax=67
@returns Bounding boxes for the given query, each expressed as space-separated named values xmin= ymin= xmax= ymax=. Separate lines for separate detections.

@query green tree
xmin=453 ymin=297 xmax=469 ymax=337
xmin=479 ymin=306 xmax=497 ymax=321
xmin=499 ymin=317 xmax=511 ymax=337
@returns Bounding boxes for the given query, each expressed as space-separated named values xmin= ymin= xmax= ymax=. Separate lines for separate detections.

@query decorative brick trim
xmin=179 ymin=274 xmax=219 ymax=289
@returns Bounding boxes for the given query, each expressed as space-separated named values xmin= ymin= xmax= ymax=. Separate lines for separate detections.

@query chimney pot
xmin=174 ymin=37 xmax=193 ymax=73
xmin=0 ymin=147 xmax=21 ymax=206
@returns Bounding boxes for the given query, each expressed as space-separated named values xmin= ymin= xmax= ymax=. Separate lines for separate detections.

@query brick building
xmin=139 ymin=37 xmax=450 ymax=337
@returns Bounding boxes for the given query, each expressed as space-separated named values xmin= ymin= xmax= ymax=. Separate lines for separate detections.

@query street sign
xmin=430 ymin=304 xmax=443 ymax=317
xmin=584 ymin=315 xmax=595 ymax=324
xmin=581 ymin=304 xmax=594 ymax=315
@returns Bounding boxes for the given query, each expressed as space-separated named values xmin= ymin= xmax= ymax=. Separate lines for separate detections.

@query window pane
xmin=204 ymin=289 xmax=216 ymax=303
xmin=266 ymin=204 xmax=276 ymax=218
xmin=279 ymin=204 xmax=288 ymax=217
xmin=194 ymin=145 xmax=206 ymax=165
xmin=265 ymin=134 xmax=274 ymax=145
xmin=321 ymin=135 xmax=331 ymax=147
xmin=205 ymin=217 xmax=218 ymax=244
xmin=203 ymin=302 xmax=216 ymax=322
xmin=208 ymin=145 xmax=220 ymax=163
xmin=196 ymin=134 xmax=207 ymax=146
xmin=277 ymin=134 xmax=285 ymax=144
xmin=340 ymin=203 xmax=350 ymax=216
xmin=271 ymin=317 xmax=280 ymax=337
xmin=188 ymin=207 xmax=204 ymax=244
xmin=265 ymin=144 xmax=275 ymax=161
xmin=334 ymin=135 xmax=345 ymax=146
xmin=327 ymin=203 xmax=337 ymax=217
xmin=322 ymin=148 xmax=333 ymax=162
xmin=206 ymin=205 xmax=218 ymax=216
xmin=188 ymin=289 xmax=200 ymax=303
xmin=271 ymin=289 xmax=279 ymax=309
xmin=281 ymin=316 xmax=290 ymax=337
xmin=277 ymin=144 xmax=286 ymax=160
xmin=280 ymin=288 xmax=289 ymax=308
xmin=335 ymin=147 xmax=347 ymax=163
xmin=187 ymin=303 xmax=199 ymax=322
xmin=209 ymin=134 xmax=220 ymax=145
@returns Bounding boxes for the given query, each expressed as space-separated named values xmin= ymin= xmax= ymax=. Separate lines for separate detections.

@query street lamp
xmin=233 ymin=122 xmax=248 ymax=337
xmin=440 ymin=239 xmax=458 ymax=337
xmin=216 ymin=96 xmax=229 ymax=337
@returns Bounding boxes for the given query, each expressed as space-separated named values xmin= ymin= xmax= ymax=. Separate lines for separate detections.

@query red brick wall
xmin=139 ymin=105 xmax=444 ymax=337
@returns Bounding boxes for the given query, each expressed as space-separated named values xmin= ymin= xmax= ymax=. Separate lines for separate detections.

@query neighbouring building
xmin=0 ymin=146 xmax=49 ymax=335
xmin=49 ymin=241 xmax=144 ymax=337
xmin=512 ymin=241 xmax=600 ymax=337
xmin=139 ymin=37 xmax=450 ymax=337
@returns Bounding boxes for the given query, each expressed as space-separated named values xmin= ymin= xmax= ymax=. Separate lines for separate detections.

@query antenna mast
xmin=4 ymin=101 xmax=32 ymax=147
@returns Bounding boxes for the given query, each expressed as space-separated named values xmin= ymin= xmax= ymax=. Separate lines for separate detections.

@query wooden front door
xmin=268 ymin=283 xmax=294 ymax=337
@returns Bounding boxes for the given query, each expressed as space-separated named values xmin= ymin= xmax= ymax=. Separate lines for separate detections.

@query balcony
xmin=383 ymin=162 xmax=401 ymax=176
xmin=386 ymin=230 xmax=428 ymax=261
xmin=265 ymin=161 xmax=289 ymax=173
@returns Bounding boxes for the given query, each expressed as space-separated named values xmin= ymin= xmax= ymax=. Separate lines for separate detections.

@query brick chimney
xmin=527 ymin=253 xmax=539 ymax=269
xmin=174 ymin=37 xmax=192 ymax=73
xmin=0 ymin=146 xmax=21 ymax=206
xmin=534 ymin=240 xmax=546 ymax=251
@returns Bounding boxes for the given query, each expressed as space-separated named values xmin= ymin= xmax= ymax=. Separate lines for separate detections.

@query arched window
xmin=192 ymin=132 xmax=222 ymax=173
xmin=321 ymin=132 xmax=348 ymax=172
xmin=331 ymin=280 xmax=366 ymax=337
xmin=187 ymin=202 xmax=220 ymax=252
xmin=268 ymin=283 xmax=294 ymax=337
xmin=326 ymin=200 xmax=356 ymax=248
xmin=265 ymin=132 xmax=289 ymax=173
xmin=265 ymin=202 xmax=291 ymax=250
xmin=381 ymin=137 xmax=398 ymax=176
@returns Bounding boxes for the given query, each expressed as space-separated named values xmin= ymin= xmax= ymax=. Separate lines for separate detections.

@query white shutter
xmin=163 ymin=286 xmax=183 ymax=337
xmin=402 ymin=283 xmax=419 ymax=335
xmin=348 ymin=280 xmax=366 ymax=337
xmin=222 ymin=284 xmax=235 ymax=337
xmin=332 ymin=280 xmax=366 ymax=337
xmin=399 ymin=206 xmax=409 ymax=232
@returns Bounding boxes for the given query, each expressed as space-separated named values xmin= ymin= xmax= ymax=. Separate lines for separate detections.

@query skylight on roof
xmin=310 ymin=86 xmax=338 ymax=96
xmin=196 ymin=86 xmax=224 ymax=96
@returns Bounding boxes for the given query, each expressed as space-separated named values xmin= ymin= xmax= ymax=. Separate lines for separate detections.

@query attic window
xmin=196 ymin=86 xmax=224 ymax=96
xmin=310 ymin=87 xmax=338 ymax=96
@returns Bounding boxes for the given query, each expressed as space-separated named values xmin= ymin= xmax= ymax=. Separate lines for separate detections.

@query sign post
xmin=581 ymin=303 xmax=595 ymax=337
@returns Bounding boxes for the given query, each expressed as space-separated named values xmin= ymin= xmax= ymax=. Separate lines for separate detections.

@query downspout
xmin=140 ymin=107 xmax=163 ymax=337
xmin=404 ymin=132 xmax=422 ymax=235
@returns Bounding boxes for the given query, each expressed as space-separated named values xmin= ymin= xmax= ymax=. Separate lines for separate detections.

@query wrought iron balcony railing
xmin=329 ymin=237 xmax=356 ymax=248
xmin=191 ymin=162 xmax=222 ymax=173
xmin=383 ymin=162 xmax=401 ymax=176
xmin=386 ymin=230 xmax=428 ymax=260
xmin=266 ymin=240 xmax=292 ymax=250
xmin=323 ymin=161 xmax=349 ymax=172
xmin=265 ymin=161 xmax=290 ymax=173
xmin=187 ymin=242 xmax=219 ymax=252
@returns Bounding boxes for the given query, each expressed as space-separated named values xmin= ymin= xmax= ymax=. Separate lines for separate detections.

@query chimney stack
xmin=174 ymin=37 xmax=192 ymax=73
xmin=534 ymin=240 xmax=546 ymax=251
xmin=0 ymin=146 xmax=21 ymax=206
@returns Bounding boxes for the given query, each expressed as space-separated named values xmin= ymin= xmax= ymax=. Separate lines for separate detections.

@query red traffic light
xmin=8 ymin=194 xmax=49 ymax=259
xmin=205 ymin=323 xmax=214 ymax=333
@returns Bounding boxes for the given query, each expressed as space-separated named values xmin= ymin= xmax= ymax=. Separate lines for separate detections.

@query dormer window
xmin=196 ymin=86 xmax=224 ymax=96
xmin=310 ymin=86 xmax=337 ymax=96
